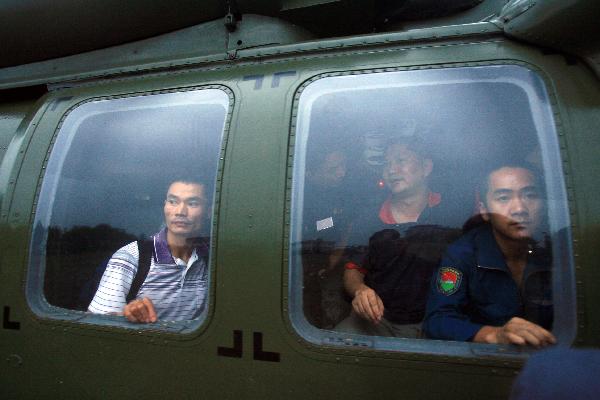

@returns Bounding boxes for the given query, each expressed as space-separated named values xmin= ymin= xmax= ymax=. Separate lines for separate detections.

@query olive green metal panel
xmin=1 ymin=4 xmax=599 ymax=397
xmin=0 ymin=15 xmax=314 ymax=91
xmin=1 ymin=35 xmax=598 ymax=399
xmin=500 ymin=0 xmax=600 ymax=78
xmin=0 ymin=102 xmax=30 ymax=171
xmin=0 ymin=0 xmax=227 ymax=67
xmin=0 ymin=20 xmax=504 ymax=92
xmin=550 ymin=65 xmax=600 ymax=346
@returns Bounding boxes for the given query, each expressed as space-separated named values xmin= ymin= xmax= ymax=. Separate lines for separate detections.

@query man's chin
xmin=389 ymin=184 xmax=408 ymax=195
xmin=169 ymin=228 xmax=200 ymax=237
xmin=508 ymin=229 xmax=534 ymax=241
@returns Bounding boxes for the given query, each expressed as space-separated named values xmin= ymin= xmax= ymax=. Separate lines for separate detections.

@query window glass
xmin=289 ymin=65 xmax=575 ymax=352
xmin=28 ymin=88 xmax=229 ymax=330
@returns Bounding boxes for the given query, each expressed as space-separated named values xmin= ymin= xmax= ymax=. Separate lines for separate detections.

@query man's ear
xmin=479 ymin=201 xmax=490 ymax=221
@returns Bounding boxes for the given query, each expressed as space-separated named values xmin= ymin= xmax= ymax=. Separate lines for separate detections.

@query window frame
xmin=25 ymin=85 xmax=234 ymax=334
xmin=285 ymin=63 xmax=577 ymax=358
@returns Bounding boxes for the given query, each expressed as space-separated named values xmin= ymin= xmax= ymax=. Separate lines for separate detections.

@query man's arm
xmin=473 ymin=317 xmax=556 ymax=347
xmin=88 ymin=241 xmax=157 ymax=324
xmin=343 ymin=267 xmax=384 ymax=324
xmin=424 ymin=251 xmax=556 ymax=346
xmin=423 ymin=255 xmax=483 ymax=341
xmin=88 ymin=243 xmax=138 ymax=315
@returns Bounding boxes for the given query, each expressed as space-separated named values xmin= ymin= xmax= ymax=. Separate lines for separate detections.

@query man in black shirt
xmin=337 ymin=135 xmax=462 ymax=337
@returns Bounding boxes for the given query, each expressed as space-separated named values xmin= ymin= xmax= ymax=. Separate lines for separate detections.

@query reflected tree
xmin=44 ymin=224 xmax=137 ymax=310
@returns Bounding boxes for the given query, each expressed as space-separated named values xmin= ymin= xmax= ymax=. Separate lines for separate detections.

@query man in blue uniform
xmin=423 ymin=163 xmax=555 ymax=347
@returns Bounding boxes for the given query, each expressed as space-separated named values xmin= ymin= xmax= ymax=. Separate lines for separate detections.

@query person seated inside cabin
xmin=88 ymin=177 xmax=210 ymax=323
xmin=302 ymin=148 xmax=352 ymax=328
xmin=423 ymin=162 xmax=555 ymax=347
xmin=303 ymin=148 xmax=350 ymax=247
xmin=336 ymin=134 xmax=463 ymax=338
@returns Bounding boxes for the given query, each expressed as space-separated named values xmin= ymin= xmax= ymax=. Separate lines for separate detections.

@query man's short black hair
xmin=166 ymin=174 xmax=211 ymax=203
xmin=478 ymin=160 xmax=543 ymax=205
xmin=169 ymin=176 xmax=205 ymax=187
xmin=386 ymin=134 xmax=432 ymax=161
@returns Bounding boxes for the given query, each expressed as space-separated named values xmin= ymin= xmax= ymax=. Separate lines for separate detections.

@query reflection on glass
xmin=423 ymin=163 xmax=554 ymax=346
xmin=289 ymin=65 xmax=573 ymax=351
xmin=87 ymin=179 xmax=210 ymax=323
xmin=30 ymin=89 xmax=228 ymax=326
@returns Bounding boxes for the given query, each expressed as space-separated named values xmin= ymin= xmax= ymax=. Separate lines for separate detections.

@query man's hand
xmin=475 ymin=317 xmax=556 ymax=347
xmin=352 ymin=286 xmax=385 ymax=324
xmin=123 ymin=297 xmax=157 ymax=323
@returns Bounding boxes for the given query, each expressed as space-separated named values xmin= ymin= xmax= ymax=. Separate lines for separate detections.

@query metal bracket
xmin=225 ymin=1 xmax=241 ymax=33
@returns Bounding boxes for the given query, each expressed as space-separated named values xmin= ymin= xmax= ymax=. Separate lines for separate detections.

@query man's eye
xmin=525 ymin=192 xmax=540 ymax=200
xmin=167 ymin=199 xmax=178 ymax=205
xmin=188 ymin=200 xmax=200 ymax=207
xmin=496 ymin=196 xmax=510 ymax=202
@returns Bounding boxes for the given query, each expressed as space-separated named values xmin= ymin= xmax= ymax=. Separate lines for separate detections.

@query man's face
xmin=164 ymin=182 xmax=206 ymax=238
xmin=311 ymin=151 xmax=347 ymax=187
xmin=382 ymin=143 xmax=432 ymax=197
xmin=480 ymin=167 xmax=543 ymax=241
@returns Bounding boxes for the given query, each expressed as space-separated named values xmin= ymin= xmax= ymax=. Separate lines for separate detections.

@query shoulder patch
xmin=437 ymin=267 xmax=462 ymax=296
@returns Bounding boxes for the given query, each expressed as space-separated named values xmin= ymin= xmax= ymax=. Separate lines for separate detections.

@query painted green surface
xmin=1 ymin=1 xmax=599 ymax=398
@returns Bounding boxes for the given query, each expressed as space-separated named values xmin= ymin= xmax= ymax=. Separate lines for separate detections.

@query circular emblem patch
xmin=437 ymin=267 xmax=462 ymax=296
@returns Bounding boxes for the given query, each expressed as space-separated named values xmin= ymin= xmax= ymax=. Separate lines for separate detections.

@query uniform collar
xmin=474 ymin=224 xmax=551 ymax=273
xmin=379 ymin=192 xmax=441 ymax=224
xmin=474 ymin=225 xmax=508 ymax=271
xmin=154 ymin=227 xmax=209 ymax=264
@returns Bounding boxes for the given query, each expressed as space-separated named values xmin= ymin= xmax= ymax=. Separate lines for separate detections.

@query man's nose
xmin=175 ymin=202 xmax=188 ymax=215
xmin=510 ymin=196 xmax=529 ymax=215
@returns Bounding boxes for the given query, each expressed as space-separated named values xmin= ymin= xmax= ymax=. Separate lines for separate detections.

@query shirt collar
xmin=379 ymin=192 xmax=442 ymax=224
xmin=474 ymin=224 xmax=551 ymax=273
xmin=153 ymin=227 xmax=210 ymax=264
xmin=474 ymin=225 xmax=508 ymax=271
xmin=154 ymin=228 xmax=174 ymax=264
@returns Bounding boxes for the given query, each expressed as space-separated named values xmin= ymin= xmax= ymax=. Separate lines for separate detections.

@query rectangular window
xmin=27 ymin=88 xmax=230 ymax=331
xmin=288 ymin=65 xmax=575 ymax=353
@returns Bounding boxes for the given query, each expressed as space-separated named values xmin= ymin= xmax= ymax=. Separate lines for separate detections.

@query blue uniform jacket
xmin=423 ymin=224 xmax=553 ymax=341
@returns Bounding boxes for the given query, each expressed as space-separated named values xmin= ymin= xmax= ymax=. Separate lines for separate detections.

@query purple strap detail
xmin=154 ymin=228 xmax=175 ymax=264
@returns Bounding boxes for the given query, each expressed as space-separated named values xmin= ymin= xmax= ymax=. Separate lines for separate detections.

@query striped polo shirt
xmin=88 ymin=228 xmax=209 ymax=321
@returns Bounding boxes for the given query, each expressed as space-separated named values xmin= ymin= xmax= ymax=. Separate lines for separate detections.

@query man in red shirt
xmin=337 ymin=135 xmax=461 ymax=337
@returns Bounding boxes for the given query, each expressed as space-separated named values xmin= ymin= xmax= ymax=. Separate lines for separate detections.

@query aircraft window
xmin=289 ymin=65 xmax=575 ymax=354
xmin=27 ymin=88 xmax=229 ymax=331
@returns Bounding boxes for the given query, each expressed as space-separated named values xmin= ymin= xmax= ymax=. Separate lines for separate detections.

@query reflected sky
xmin=38 ymin=89 xmax=228 ymax=238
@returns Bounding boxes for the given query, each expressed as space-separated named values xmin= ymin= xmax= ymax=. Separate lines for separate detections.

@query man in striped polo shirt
xmin=88 ymin=178 xmax=209 ymax=323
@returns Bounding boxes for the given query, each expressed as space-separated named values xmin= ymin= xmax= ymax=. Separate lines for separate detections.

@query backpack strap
xmin=126 ymin=238 xmax=154 ymax=303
